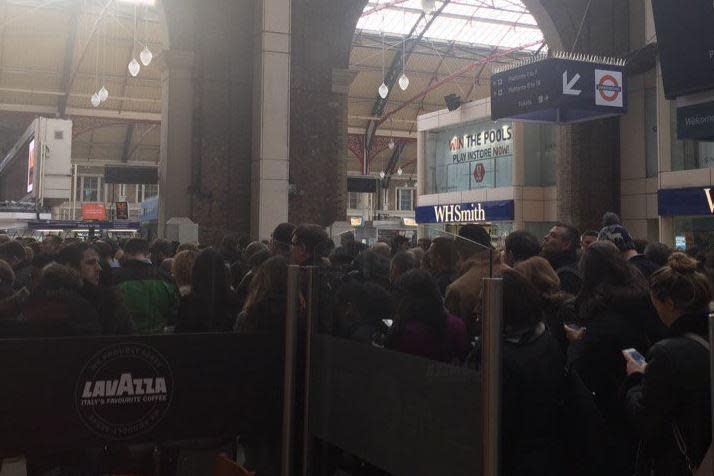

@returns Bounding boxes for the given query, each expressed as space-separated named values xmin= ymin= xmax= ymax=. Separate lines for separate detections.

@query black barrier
xmin=0 ymin=333 xmax=283 ymax=456
xmin=308 ymin=334 xmax=481 ymax=476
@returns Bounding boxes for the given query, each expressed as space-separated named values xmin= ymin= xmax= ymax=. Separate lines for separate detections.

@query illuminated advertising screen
xmin=26 ymin=139 xmax=36 ymax=193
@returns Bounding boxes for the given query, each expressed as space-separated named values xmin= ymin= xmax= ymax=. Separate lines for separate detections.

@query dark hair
xmin=429 ymin=236 xmax=456 ymax=272
xmin=391 ymin=251 xmax=418 ymax=277
xmin=581 ymin=230 xmax=599 ymax=239
xmin=505 ymin=230 xmax=541 ymax=264
xmin=458 ymin=224 xmax=492 ymax=249
xmin=650 ymin=253 xmax=712 ymax=315
xmin=577 ymin=241 xmax=648 ymax=319
xmin=0 ymin=241 xmax=26 ymax=263
xmin=555 ymin=222 xmax=580 ymax=253
xmin=123 ymin=238 xmax=149 ymax=256
xmin=633 ymin=239 xmax=648 ymax=255
xmin=292 ymin=224 xmax=330 ymax=262
xmin=645 ymin=242 xmax=672 ymax=267
xmin=192 ymin=248 xmax=229 ymax=300
xmin=44 ymin=235 xmax=62 ymax=246
xmin=502 ymin=268 xmax=544 ymax=335
xmin=92 ymin=240 xmax=113 ymax=260
xmin=272 ymin=223 xmax=296 ymax=253
xmin=57 ymin=242 xmax=91 ymax=270
xmin=392 ymin=269 xmax=446 ymax=334
xmin=150 ymin=239 xmax=174 ymax=264
xmin=191 ymin=248 xmax=231 ymax=328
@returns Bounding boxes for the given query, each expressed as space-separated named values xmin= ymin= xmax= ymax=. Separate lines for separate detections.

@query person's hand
xmin=623 ymin=351 xmax=647 ymax=376
xmin=564 ymin=324 xmax=585 ymax=342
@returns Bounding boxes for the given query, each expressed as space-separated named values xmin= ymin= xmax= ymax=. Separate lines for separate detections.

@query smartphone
xmin=564 ymin=322 xmax=585 ymax=332
xmin=382 ymin=319 xmax=394 ymax=328
xmin=623 ymin=348 xmax=647 ymax=365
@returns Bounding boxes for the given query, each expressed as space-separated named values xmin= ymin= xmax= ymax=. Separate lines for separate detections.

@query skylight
xmin=357 ymin=0 xmax=544 ymax=51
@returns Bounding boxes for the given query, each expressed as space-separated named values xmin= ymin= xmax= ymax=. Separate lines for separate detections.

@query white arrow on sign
xmin=562 ymin=71 xmax=582 ymax=96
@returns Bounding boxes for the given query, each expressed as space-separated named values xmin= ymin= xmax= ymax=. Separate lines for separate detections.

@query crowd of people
xmin=0 ymin=212 xmax=711 ymax=476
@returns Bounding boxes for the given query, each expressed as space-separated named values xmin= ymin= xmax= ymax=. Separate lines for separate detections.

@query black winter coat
xmin=568 ymin=292 xmax=653 ymax=475
xmin=501 ymin=324 xmax=567 ymax=476
xmin=624 ymin=312 xmax=712 ymax=476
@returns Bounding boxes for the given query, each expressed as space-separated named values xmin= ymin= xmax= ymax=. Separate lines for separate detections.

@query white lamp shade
xmin=140 ymin=46 xmax=153 ymax=66
xmin=128 ymin=58 xmax=141 ymax=77
xmin=421 ymin=0 xmax=436 ymax=12
xmin=398 ymin=73 xmax=410 ymax=91
xmin=91 ymin=93 xmax=101 ymax=107
xmin=98 ymin=86 xmax=109 ymax=102
xmin=378 ymin=82 xmax=389 ymax=99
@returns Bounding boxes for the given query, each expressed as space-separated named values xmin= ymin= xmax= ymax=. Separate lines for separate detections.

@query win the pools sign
xmin=449 ymin=124 xmax=513 ymax=164
xmin=415 ymin=200 xmax=515 ymax=224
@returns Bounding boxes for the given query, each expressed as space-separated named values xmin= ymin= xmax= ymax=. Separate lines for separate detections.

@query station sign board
xmin=491 ymin=54 xmax=627 ymax=124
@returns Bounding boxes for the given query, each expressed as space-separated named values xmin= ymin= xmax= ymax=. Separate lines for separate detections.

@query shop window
xmin=397 ymin=188 xmax=415 ymax=211
xmin=673 ymin=216 xmax=714 ymax=251
xmin=141 ymin=184 xmax=159 ymax=202
xmin=348 ymin=192 xmax=372 ymax=210
xmin=77 ymin=176 xmax=101 ymax=202
xmin=671 ymin=103 xmax=714 ymax=171
xmin=424 ymin=119 xmax=513 ymax=194
xmin=645 ymin=88 xmax=658 ymax=178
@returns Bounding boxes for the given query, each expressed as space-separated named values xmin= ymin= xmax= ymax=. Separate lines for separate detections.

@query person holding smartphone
xmin=623 ymin=253 xmax=712 ymax=476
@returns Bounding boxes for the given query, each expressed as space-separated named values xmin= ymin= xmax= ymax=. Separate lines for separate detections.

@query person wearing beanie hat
xmin=598 ymin=224 xmax=659 ymax=278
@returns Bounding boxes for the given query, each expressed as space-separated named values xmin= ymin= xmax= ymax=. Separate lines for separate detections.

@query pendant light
xmin=420 ymin=0 xmax=436 ymax=13
xmin=388 ymin=138 xmax=395 ymax=150
xmin=98 ymin=86 xmax=109 ymax=102
xmin=139 ymin=4 xmax=152 ymax=66
xmin=91 ymin=93 xmax=101 ymax=108
xmin=91 ymin=23 xmax=101 ymax=107
xmin=140 ymin=46 xmax=153 ymax=66
xmin=398 ymin=27 xmax=409 ymax=91
xmin=98 ymin=20 xmax=109 ymax=102
xmin=397 ymin=167 xmax=403 ymax=175
xmin=128 ymin=5 xmax=140 ymax=77
xmin=128 ymin=58 xmax=140 ymax=77
xmin=378 ymin=26 xmax=388 ymax=99
xmin=379 ymin=171 xmax=386 ymax=179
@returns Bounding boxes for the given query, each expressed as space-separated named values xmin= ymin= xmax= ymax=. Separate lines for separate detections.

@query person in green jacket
xmin=113 ymin=238 xmax=178 ymax=334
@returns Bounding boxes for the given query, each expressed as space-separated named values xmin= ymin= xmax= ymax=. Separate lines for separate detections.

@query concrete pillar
xmin=251 ymin=0 xmax=291 ymax=240
xmin=158 ymin=49 xmax=194 ymax=237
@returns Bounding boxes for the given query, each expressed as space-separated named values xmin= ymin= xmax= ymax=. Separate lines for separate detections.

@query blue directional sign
xmin=491 ymin=54 xmax=627 ymax=124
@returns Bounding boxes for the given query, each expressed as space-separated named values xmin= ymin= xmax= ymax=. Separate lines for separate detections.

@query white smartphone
xmin=623 ymin=348 xmax=647 ymax=365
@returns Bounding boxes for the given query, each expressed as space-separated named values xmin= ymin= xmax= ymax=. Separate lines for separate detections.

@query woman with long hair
xmin=234 ymin=256 xmax=288 ymax=334
xmin=388 ymin=269 xmax=469 ymax=363
xmin=515 ymin=256 xmax=575 ymax=352
xmin=624 ymin=253 xmax=712 ymax=475
xmin=175 ymin=248 xmax=237 ymax=332
xmin=569 ymin=241 xmax=652 ymax=475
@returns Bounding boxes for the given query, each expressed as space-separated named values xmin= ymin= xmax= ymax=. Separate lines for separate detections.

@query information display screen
xmin=651 ymin=0 xmax=714 ymax=99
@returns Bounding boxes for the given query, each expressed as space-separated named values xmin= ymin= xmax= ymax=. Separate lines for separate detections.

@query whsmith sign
xmin=658 ymin=187 xmax=714 ymax=216
xmin=415 ymin=200 xmax=515 ymax=224
xmin=491 ymin=52 xmax=627 ymax=124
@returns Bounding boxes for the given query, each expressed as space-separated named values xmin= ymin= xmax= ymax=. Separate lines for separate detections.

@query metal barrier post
xmin=482 ymin=277 xmax=503 ymax=476
xmin=709 ymin=306 xmax=714 ymax=476
xmin=281 ymin=265 xmax=301 ymax=476
xmin=301 ymin=267 xmax=319 ymax=476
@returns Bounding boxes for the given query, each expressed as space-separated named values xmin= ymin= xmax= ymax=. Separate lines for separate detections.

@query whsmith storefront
xmin=415 ymin=98 xmax=558 ymax=245
xmin=659 ymin=186 xmax=714 ymax=250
